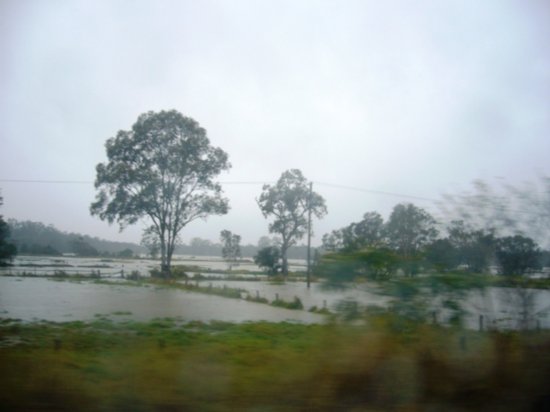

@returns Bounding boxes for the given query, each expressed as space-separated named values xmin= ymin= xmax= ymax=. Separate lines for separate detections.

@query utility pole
xmin=306 ymin=182 xmax=312 ymax=289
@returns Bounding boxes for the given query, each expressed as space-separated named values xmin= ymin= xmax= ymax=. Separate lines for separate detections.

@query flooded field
xmin=1 ymin=256 xmax=549 ymax=329
xmin=1 ymin=274 xmax=549 ymax=329
xmin=0 ymin=255 xmax=306 ymax=277
xmin=0 ymin=277 xmax=323 ymax=324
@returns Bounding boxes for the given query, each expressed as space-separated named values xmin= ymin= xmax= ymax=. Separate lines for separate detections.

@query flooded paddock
xmin=0 ymin=277 xmax=323 ymax=324
xmin=1 ymin=256 xmax=549 ymax=329
xmin=0 ymin=255 xmax=305 ymax=277
xmin=2 ymin=275 xmax=549 ymax=330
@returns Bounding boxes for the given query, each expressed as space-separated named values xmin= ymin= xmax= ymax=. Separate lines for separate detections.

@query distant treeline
xmin=175 ymin=239 xmax=310 ymax=260
xmin=8 ymin=220 xmax=145 ymax=257
xmin=7 ymin=220 xmax=311 ymax=259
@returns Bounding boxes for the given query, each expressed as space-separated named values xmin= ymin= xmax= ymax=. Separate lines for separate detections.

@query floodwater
xmin=463 ymin=286 xmax=550 ymax=330
xmin=1 ymin=263 xmax=549 ymax=329
xmin=205 ymin=279 xmax=550 ymax=329
xmin=0 ymin=276 xmax=550 ymax=329
xmin=0 ymin=277 xmax=323 ymax=324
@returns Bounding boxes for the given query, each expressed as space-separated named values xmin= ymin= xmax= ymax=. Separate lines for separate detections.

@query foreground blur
xmin=1 ymin=317 xmax=549 ymax=411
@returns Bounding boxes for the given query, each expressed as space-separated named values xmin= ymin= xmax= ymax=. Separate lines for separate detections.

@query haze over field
xmin=1 ymin=0 xmax=549 ymax=245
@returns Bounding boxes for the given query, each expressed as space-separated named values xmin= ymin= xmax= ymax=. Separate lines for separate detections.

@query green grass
xmin=1 ymin=316 xmax=549 ymax=411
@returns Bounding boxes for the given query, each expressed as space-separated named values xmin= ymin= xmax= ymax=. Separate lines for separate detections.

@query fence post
xmin=479 ymin=315 xmax=484 ymax=331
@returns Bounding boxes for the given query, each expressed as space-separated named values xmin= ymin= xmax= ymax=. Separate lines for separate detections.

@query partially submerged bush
xmin=271 ymin=296 xmax=303 ymax=310
xmin=127 ymin=270 xmax=141 ymax=280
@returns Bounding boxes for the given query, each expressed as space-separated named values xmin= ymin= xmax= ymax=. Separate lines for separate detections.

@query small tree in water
xmin=220 ymin=230 xmax=241 ymax=270
xmin=254 ymin=246 xmax=281 ymax=276
xmin=91 ymin=110 xmax=230 ymax=277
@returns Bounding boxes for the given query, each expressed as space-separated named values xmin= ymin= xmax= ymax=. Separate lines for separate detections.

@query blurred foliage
xmin=1 ymin=318 xmax=549 ymax=411
xmin=315 ymin=243 xmax=493 ymax=327
xmin=321 ymin=196 xmax=549 ymax=276
xmin=440 ymin=176 xmax=550 ymax=249
xmin=315 ymin=248 xmax=400 ymax=282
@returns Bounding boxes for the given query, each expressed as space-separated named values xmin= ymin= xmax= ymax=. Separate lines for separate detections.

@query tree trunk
xmin=165 ymin=251 xmax=173 ymax=277
xmin=159 ymin=234 xmax=170 ymax=278
xmin=163 ymin=238 xmax=175 ymax=278
xmin=281 ymin=242 xmax=289 ymax=277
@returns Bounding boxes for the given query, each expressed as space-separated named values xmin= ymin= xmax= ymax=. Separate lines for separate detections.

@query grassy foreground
xmin=1 ymin=316 xmax=550 ymax=411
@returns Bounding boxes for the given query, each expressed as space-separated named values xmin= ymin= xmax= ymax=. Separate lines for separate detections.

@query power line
xmin=0 ymin=177 xmax=547 ymax=217
xmin=314 ymin=181 xmax=438 ymax=202
xmin=0 ymin=178 xmax=441 ymax=202
xmin=0 ymin=179 xmax=273 ymax=185
xmin=0 ymin=179 xmax=94 ymax=184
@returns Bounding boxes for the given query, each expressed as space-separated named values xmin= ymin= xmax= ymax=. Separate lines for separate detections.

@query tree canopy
xmin=385 ymin=203 xmax=438 ymax=258
xmin=90 ymin=110 xmax=230 ymax=276
xmin=257 ymin=169 xmax=327 ymax=275
xmin=495 ymin=235 xmax=541 ymax=276
xmin=322 ymin=211 xmax=384 ymax=252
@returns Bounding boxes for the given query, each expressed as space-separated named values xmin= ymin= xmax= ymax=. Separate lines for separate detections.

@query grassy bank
xmin=1 ymin=316 xmax=549 ymax=411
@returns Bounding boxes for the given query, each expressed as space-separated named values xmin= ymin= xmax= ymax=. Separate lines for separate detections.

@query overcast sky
xmin=1 ymin=0 xmax=549 ymax=246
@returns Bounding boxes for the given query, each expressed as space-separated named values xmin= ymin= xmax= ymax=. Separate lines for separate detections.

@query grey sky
xmin=1 ymin=0 xmax=549 ymax=246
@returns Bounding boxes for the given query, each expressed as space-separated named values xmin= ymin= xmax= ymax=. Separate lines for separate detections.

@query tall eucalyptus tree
xmin=91 ymin=110 xmax=230 ymax=276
